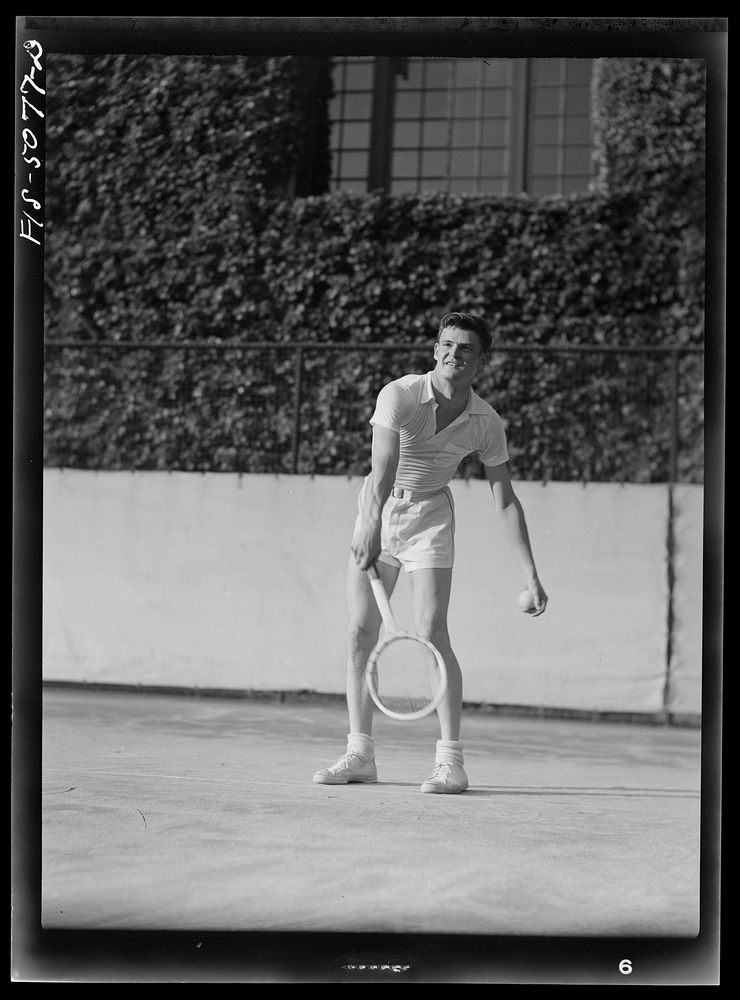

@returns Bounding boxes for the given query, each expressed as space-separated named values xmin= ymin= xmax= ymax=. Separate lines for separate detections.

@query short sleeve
xmin=478 ymin=411 xmax=510 ymax=467
xmin=369 ymin=380 xmax=413 ymax=432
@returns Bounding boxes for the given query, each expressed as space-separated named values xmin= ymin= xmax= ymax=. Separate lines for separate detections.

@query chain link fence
xmin=43 ymin=340 xmax=704 ymax=484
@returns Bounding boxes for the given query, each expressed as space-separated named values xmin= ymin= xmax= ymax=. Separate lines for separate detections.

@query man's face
xmin=433 ymin=326 xmax=485 ymax=387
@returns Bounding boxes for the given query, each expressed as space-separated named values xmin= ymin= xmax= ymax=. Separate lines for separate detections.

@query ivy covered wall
xmin=43 ymin=54 xmax=705 ymax=482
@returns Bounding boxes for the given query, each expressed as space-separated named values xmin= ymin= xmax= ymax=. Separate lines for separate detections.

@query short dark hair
xmin=437 ymin=312 xmax=492 ymax=354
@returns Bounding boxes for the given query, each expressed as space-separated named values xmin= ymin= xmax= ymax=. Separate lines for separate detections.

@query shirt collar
xmin=423 ymin=371 xmax=488 ymax=416
xmin=421 ymin=371 xmax=436 ymax=403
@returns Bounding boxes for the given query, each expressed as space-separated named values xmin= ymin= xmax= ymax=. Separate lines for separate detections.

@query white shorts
xmin=354 ymin=478 xmax=456 ymax=572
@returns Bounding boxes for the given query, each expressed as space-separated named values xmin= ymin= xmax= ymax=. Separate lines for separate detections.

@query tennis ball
xmin=518 ymin=589 xmax=535 ymax=612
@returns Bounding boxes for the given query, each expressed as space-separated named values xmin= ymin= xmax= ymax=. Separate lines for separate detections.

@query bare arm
xmin=350 ymin=424 xmax=400 ymax=570
xmin=485 ymin=462 xmax=548 ymax=616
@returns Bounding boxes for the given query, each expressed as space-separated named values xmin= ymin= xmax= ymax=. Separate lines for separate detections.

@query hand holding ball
xmin=518 ymin=589 xmax=536 ymax=613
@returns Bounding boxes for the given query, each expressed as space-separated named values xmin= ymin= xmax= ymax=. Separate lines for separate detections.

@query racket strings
xmin=371 ymin=634 xmax=444 ymax=716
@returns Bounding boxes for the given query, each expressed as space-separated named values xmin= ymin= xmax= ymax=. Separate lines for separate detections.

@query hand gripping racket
xmin=365 ymin=564 xmax=448 ymax=721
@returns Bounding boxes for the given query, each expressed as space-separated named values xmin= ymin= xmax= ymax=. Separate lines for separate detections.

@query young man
xmin=313 ymin=312 xmax=548 ymax=794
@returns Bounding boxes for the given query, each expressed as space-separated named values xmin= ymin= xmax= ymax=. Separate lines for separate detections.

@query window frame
xmin=329 ymin=55 xmax=594 ymax=198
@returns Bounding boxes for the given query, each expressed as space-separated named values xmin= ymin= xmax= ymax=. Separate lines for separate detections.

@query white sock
xmin=435 ymin=739 xmax=464 ymax=766
xmin=347 ymin=732 xmax=375 ymax=759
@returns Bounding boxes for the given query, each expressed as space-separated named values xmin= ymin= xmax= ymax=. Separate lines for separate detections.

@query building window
xmin=329 ymin=57 xmax=376 ymax=194
xmin=527 ymin=58 xmax=594 ymax=196
xmin=329 ymin=56 xmax=594 ymax=197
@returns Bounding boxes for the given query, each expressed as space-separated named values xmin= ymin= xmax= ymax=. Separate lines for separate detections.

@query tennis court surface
xmin=24 ymin=686 xmax=718 ymax=982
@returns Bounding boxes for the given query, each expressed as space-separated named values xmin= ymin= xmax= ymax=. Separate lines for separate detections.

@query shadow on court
xmin=39 ymin=686 xmax=702 ymax=938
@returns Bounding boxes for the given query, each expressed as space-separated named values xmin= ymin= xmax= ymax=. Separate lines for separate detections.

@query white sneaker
xmin=421 ymin=760 xmax=469 ymax=794
xmin=313 ymin=751 xmax=377 ymax=785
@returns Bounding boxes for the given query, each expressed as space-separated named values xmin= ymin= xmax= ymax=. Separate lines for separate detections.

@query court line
xmin=467 ymin=786 xmax=700 ymax=799
xmin=43 ymin=768 xmax=699 ymax=798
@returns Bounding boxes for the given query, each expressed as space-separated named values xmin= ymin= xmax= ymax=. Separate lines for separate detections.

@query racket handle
xmin=366 ymin=563 xmax=395 ymax=627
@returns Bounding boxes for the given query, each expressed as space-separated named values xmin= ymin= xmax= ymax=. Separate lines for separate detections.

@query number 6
xmin=619 ymin=959 xmax=632 ymax=975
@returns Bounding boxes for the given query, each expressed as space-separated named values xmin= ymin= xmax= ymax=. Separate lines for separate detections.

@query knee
xmin=347 ymin=617 xmax=379 ymax=653
xmin=415 ymin=615 xmax=450 ymax=650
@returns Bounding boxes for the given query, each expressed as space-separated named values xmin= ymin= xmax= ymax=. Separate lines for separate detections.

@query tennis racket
xmin=365 ymin=563 xmax=448 ymax=721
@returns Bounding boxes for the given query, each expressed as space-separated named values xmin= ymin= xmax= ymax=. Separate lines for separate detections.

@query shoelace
xmin=427 ymin=761 xmax=455 ymax=781
xmin=329 ymin=751 xmax=368 ymax=773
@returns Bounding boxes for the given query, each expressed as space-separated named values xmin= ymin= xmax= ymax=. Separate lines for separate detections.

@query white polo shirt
xmin=370 ymin=371 xmax=509 ymax=495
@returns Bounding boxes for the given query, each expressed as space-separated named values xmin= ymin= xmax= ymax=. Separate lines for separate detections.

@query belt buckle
xmin=392 ymin=486 xmax=405 ymax=499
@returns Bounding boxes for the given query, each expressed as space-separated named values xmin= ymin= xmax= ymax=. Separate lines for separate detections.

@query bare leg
xmin=345 ymin=555 xmax=400 ymax=735
xmin=408 ymin=567 xmax=462 ymax=742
